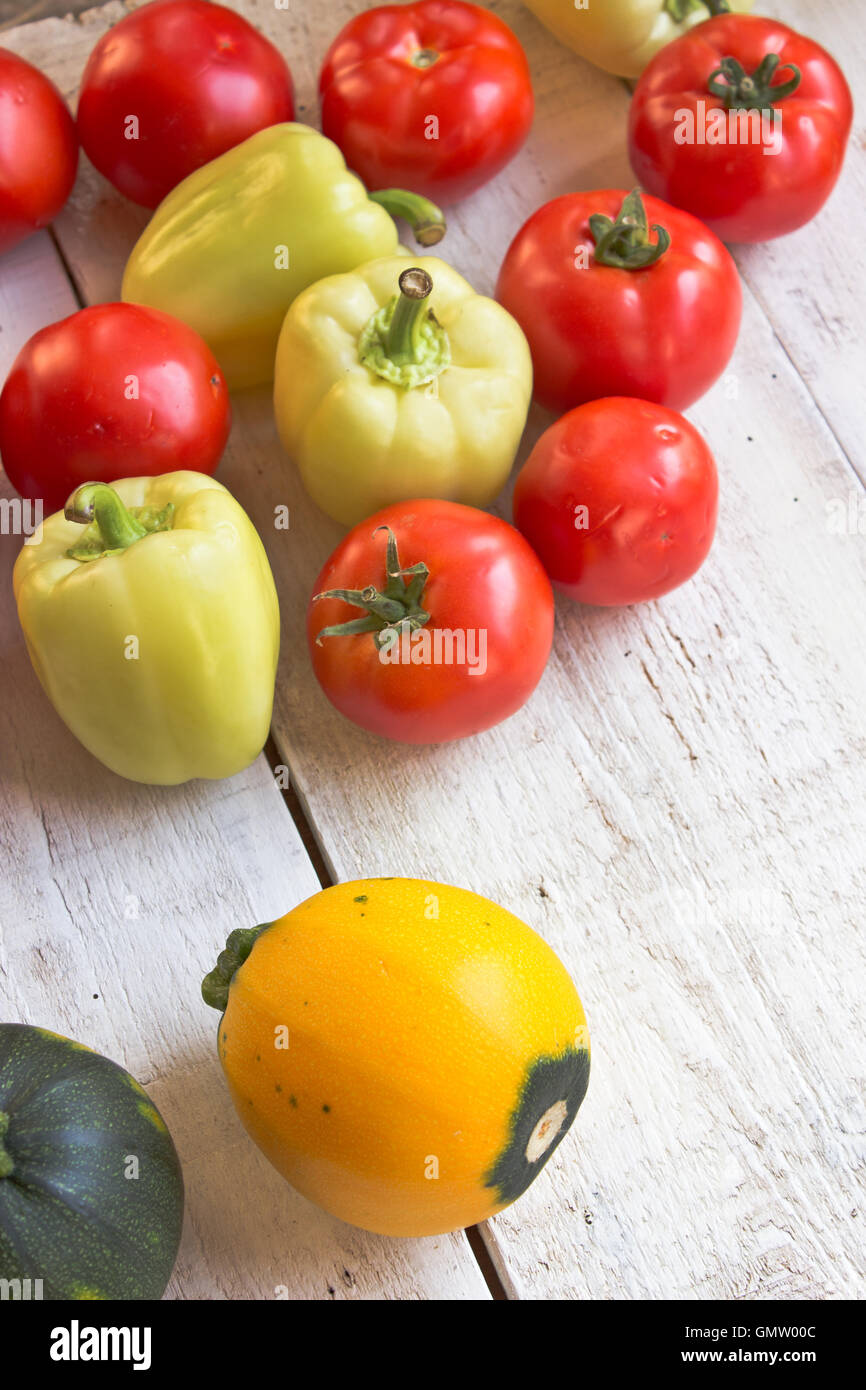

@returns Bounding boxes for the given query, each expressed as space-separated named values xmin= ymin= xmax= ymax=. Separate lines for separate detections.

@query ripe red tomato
xmin=513 ymin=398 xmax=718 ymax=607
xmin=319 ymin=0 xmax=533 ymax=205
xmin=496 ymin=188 xmax=741 ymax=415
xmin=308 ymin=500 xmax=554 ymax=743
xmin=0 ymin=48 xmax=78 ymax=255
xmin=77 ymin=0 xmax=294 ymax=208
xmin=0 ymin=303 xmax=231 ymax=512
xmin=628 ymin=15 xmax=853 ymax=244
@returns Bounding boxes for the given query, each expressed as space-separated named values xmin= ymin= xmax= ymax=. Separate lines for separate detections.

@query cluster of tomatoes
xmin=0 ymin=1 xmax=853 ymax=748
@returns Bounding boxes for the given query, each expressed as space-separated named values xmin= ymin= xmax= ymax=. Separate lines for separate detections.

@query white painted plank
xmin=4 ymin=0 xmax=865 ymax=1303
xmin=733 ymin=0 xmax=866 ymax=484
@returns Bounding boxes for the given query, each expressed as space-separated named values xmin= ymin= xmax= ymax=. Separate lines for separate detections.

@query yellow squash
xmin=202 ymin=878 xmax=590 ymax=1237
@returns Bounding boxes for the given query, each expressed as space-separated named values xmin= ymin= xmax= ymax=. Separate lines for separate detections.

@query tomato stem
xmin=589 ymin=189 xmax=670 ymax=271
xmin=369 ymin=188 xmax=446 ymax=247
xmin=313 ymin=526 xmax=431 ymax=650
xmin=411 ymin=48 xmax=439 ymax=68
xmin=707 ymin=53 xmax=802 ymax=110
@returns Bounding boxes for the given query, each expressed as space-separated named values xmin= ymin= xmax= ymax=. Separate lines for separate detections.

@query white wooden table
xmin=0 ymin=0 xmax=863 ymax=1301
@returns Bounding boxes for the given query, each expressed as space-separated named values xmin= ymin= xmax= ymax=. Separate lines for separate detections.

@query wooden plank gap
xmin=47 ymin=224 xmax=87 ymax=310
xmin=263 ymin=734 xmax=334 ymax=891
xmin=465 ymin=1225 xmax=510 ymax=1301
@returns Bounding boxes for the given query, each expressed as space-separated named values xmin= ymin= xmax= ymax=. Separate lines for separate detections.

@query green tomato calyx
xmin=589 ymin=189 xmax=671 ymax=271
xmin=313 ymin=526 xmax=431 ymax=650
xmin=65 ymin=482 xmax=175 ymax=562
xmin=359 ymin=267 xmax=451 ymax=389
xmin=707 ymin=52 xmax=802 ymax=111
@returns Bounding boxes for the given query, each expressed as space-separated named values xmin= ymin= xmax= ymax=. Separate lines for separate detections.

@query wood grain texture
xmin=1 ymin=0 xmax=864 ymax=1301
xmin=736 ymin=0 xmax=866 ymax=486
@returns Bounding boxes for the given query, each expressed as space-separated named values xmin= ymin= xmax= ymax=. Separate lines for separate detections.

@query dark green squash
xmin=0 ymin=1023 xmax=184 ymax=1300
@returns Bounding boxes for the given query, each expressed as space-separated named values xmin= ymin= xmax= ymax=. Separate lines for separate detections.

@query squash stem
xmin=0 ymin=1112 xmax=13 ymax=1178
xmin=202 ymin=924 xmax=272 ymax=1013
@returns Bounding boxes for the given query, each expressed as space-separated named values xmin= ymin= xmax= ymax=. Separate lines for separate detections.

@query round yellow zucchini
xmin=202 ymin=878 xmax=590 ymax=1237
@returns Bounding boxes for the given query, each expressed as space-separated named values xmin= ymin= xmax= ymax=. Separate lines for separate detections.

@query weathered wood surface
xmin=1 ymin=0 xmax=864 ymax=1300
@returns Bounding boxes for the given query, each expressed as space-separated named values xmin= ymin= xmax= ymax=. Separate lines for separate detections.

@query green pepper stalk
xmin=359 ymin=268 xmax=452 ymax=388
xmin=65 ymin=481 xmax=175 ymax=562
xmin=368 ymin=190 xmax=446 ymax=247
xmin=313 ymin=526 xmax=431 ymax=651
xmin=589 ymin=189 xmax=671 ymax=270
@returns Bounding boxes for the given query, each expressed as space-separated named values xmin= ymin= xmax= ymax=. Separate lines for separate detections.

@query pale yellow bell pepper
xmin=273 ymin=256 xmax=532 ymax=527
xmin=122 ymin=124 xmax=444 ymax=390
xmin=13 ymin=473 xmax=279 ymax=785
xmin=523 ymin=0 xmax=753 ymax=79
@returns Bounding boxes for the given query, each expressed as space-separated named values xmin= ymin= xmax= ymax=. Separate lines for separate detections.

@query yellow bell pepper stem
xmin=64 ymin=481 xmax=176 ymax=561
xmin=368 ymin=190 xmax=446 ymax=247
xmin=386 ymin=268 xmax=436 ymax=364
xmin=64 ymin=482 xmax=146 ymax=553
xmin=358 ymin=267 xmax=451 ymax=389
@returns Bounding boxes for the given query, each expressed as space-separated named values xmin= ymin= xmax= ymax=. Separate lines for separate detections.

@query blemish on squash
xmin=289 ymin=1095 xmax=298 ymax=1108
xmin=275 ymin=1083 xmax=282 ymax=1093
xmin=137 ymin=1100 xmax=167 ymax=1133
xmin=354 ymin=895 xmax=368 ymax=903
xmin=322 ymin=1104 xmax=331 ymax=1114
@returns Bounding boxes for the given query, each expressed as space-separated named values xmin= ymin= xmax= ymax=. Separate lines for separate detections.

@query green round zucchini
xmin=0 ymin=1023 xmax=184 ymax=1300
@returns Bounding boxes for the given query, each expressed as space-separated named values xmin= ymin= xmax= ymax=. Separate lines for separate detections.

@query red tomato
xmin=308 ymin=500 xmax=554 ymax=743
xmin=496 ymin=188 xmax=741 ymax=415
xmin=77 ymin=0 xmax=294 ymax=208
xmin=0 ymin=303 xmax=231 ymax=512
xmin=513 ymin=398 xmax=718 ymax=607
xmin=0 ymin=49 xmax=78 ymax=255
xmin=319 ymin=0 xmax=533 ymax=205
xmin=628 ymin=15 xmax=853 ymax=243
